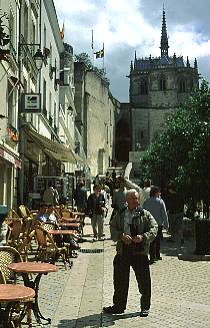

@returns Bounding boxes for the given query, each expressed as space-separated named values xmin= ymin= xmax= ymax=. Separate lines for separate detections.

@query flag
xmin=60 ymin=23 xmax=64 ymax=40
xmin=95 ymin=48 xmax=104 ymax=59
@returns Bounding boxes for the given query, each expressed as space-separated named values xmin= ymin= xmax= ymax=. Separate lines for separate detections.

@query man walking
xmin=143 ymin=185 xmax=169 ymax=264
xmin=103 ymin=189 xmax=157 ymax=317
xmin=87 ymin=184 xmax=106 ymax=241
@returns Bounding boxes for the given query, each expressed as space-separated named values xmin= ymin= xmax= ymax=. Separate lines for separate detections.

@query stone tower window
xmin=140 ymin=79 xmax=148 ymax=95
xmin=179 ymin=79 xmax=186 ymax=93
xmin=159 ymin=78 xmax=166 ymax=91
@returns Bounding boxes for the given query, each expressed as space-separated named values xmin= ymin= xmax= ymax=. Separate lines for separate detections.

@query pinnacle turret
xmin=160 ymin=6 xmax=169 ymax=57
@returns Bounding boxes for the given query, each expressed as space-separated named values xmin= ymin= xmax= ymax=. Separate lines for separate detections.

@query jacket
xmin=143 ymin=196 xmax=169 ymax=229
xmin=110 ymin=206 xmax=158 ymax=256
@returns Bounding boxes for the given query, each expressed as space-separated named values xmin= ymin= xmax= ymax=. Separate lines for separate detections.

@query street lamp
xmin=33 ymin=48 xmax=44 ymax=70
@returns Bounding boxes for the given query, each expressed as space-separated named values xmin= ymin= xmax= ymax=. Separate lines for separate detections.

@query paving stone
xmin=28 ymin=209 xmax=210 ymax=328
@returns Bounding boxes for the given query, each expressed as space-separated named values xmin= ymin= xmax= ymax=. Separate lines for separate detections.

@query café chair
xmin=0 ymin=246 xmax=23 ymax=283
xmin=34 ymin=226 xmax=70 ymax=269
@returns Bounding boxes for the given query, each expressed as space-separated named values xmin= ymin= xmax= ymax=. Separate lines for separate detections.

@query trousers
xmin=149 ymin=225 xmax=163 ymax=260
xmin=91 ymin=214 xmax=104 ymax=238
xmin=113 ymin=250 xmax=151 ymax=311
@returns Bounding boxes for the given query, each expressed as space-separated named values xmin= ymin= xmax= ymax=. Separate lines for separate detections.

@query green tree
xmin=75 ymin=53 xmax=109 ymax=83
xmin=141 ymin=80 xmax=210 ymax=218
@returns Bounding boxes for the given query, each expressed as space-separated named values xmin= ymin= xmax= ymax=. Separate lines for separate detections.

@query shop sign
xmin=22 ymin=93 xmax=41 ymax=113
xmin=0 ymin=145 xmax=21 ymax=168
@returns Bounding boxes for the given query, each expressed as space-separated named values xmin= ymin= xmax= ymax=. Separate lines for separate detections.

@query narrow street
xmin=36 ymin=209 xmax=210 ymax=328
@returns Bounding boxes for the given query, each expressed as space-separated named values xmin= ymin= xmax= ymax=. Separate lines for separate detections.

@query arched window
xmin=159 ymin=78 xmax=166 ymax=91
xmin=140 ymin=79 xmax=148 ymax=95
xmin=179 ymin=79 xmax=186 ymax=93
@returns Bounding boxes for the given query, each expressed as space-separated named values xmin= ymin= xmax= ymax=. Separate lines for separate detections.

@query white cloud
xmin=54 ymin=0 xmax=210 ymax=101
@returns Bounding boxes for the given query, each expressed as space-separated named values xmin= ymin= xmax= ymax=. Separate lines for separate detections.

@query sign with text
xmin=22 ymin=93 xmax=41 ymax=113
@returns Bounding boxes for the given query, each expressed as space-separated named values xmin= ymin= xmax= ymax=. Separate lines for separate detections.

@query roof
xmin=135 ymin=55 xmax=185 ymax=71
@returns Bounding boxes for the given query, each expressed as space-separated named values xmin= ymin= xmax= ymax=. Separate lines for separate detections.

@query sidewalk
xmin=36 ymin=210 xmax=210 ymax=328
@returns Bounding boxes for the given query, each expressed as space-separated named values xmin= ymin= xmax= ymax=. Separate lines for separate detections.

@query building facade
xmin=74 ymin=62 xmax=118 ymax=177
xmin=122 ymin=9 xmax=200 ymax=157
xmin=0 ymin=1 xmax=21 ymax=209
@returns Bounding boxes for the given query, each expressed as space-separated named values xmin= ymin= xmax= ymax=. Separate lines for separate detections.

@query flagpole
xmin=102 ymin=43 xmax=104 ymax=70
xmin=91 ymin=29 xmax=94 ymax=67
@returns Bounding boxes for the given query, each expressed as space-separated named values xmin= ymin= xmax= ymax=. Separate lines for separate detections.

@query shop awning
xmin=0 ymin=144 xmax=21 ymax=168
xmin=24 ymin=126 xmax=76 ymax=164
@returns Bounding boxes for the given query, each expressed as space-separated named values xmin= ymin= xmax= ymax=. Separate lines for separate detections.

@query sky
xmin=54 ymin=0 xmax=210 ymax=102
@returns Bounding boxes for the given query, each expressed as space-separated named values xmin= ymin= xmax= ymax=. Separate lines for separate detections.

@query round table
xmin=48 ymin=229 xmax=77 ymax=235
xmin=0 ymin=284 xmax=35 ymax=302
xmin=0 ymin=284 xmax=35 ymax=328
xmin=8 ymin=262 xmax=57 ymax=325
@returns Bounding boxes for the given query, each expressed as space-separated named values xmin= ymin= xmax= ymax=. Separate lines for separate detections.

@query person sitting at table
xmin=46 ymin=205 xmax=58 ymax=224
xmin=36 ymin=204 xmax=48 ymax=223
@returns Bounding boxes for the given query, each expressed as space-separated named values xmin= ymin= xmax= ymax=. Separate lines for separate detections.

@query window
xmin=159 ymin=78 xmax=166 ymax=91
xmin=7 ymin=82 xmax=14 ymax=126
xmin=54 ymin=102 xmax=57 ymax=127
xmin=43 ymin=25 xmax=46 ymax=49
xmin=140 ymin=79 xmax=148 ymax=95
xmin=9 ymin=11 xmax=15 ymax=48
xmin=24 ymin=4 xmax=28 ymax=42
xmin=43 ymin=79 xmax=46 ymax=112
xmin=49 ymin=92 xmax=52 ymax=116
xmin=179 ymin=79 xmax=186 ymax=93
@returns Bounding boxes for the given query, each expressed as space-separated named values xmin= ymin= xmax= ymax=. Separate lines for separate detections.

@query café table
xmin=48 ymin=229 xmax=78 ymax=235
xmin=58 ymin=222 xmax=81 ymax=229
xmin=0 ymin=284 xmax=35 ymax=328
xmin=7 ymin=262 xmax=57 ymax=326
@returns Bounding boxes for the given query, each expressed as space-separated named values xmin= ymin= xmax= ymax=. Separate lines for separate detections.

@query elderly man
xmin=103 ymin=189 xmax=157 ymax=317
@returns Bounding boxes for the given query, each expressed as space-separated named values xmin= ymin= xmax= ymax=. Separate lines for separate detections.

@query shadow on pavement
xmin=56 ymin=311 xmax=140 ymax=327
xmin=160 ymin=237 xmax=195 ymax=258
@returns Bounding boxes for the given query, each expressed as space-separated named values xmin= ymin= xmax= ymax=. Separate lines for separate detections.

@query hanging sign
xmin=22 ymin=93 xmax=41 ymax=113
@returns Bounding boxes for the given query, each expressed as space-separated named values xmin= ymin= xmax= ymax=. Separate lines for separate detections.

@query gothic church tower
xmin=128 ymin=7 xmax=199 ymax=151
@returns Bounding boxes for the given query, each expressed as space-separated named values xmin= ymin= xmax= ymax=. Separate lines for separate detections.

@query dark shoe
xmin=155 ymin=256 xmax=162 ymax=260
xmin=103 ymin=306 xmax=124 ymax=314
xmin=149 ymin=259 xmax=155 ymax=265
xmin=140 ymin=309 xmax=149 ymax=317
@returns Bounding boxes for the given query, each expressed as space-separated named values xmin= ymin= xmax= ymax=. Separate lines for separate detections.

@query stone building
xmin=116 ymin=8 xmax=199 ymax=163
xmin=74 ymin=62 xmax=119 ymax=177
xmin=0 ymin=1 xmax=21 ymax=209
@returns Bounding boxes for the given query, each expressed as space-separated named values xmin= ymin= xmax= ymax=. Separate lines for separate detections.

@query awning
xmin=0 ymin=144 xmax=21 ymax=168
xmin=24 ymin=126 xmax=76 ymax=164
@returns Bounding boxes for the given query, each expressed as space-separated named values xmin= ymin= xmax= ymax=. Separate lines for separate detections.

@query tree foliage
xmin=141 ymin=80 xmax=210 ymax=217
xmin=74 ymin=53 xmax=109 ymax=83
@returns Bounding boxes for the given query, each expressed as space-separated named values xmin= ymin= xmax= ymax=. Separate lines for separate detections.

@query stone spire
xmin=194 ymin=58 xmax=197 ymax=69
xmin=130 ymin=60 xmax=133 ymax=72
xmin=186 ymin=56 xmax=190 ymax=68
xmin=160 ymin=5 xmax=169 ymax=57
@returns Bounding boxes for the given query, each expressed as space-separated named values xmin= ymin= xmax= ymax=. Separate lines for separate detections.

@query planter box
xmin=194 ymin=219 xmax=210 ymax=255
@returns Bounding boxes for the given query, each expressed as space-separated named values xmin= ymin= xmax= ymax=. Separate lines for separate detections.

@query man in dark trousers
xmin=87 ymin=184 xmax=106 ymax=241
xmin=143 ymin=185 xmax=169 ymax=264
xmin=103 ymin=189 xmax=157 ymax=317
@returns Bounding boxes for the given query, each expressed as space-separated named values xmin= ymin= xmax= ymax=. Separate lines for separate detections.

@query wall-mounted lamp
xmin=19 ymin=43 xmax=45 ymax=71
xmin=33 ymin=48 xmax=44 ymax=70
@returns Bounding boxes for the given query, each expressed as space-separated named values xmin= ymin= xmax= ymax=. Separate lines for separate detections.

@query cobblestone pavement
xmin=35 ymin=209 xmax=210 ymax=328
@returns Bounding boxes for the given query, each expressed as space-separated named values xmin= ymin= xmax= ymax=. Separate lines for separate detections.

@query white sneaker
xmin=92 ymin=237 xmax=97 ymax=242
xmin=98 ymin=237 xmax=105 ymax=241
